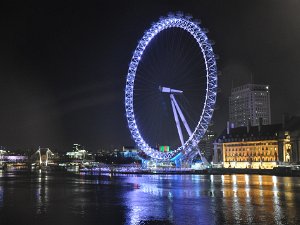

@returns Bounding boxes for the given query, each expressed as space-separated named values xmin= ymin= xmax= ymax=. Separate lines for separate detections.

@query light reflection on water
xmin=0 ymin=171 xmax=300 ymax=225
xmin=35 ymin=170 xmax=49 ymax=214
xmin=123 ymin=174 xmax=300 ymax=225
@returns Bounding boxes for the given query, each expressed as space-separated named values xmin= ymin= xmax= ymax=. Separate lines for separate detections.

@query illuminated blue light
xmin=124 ymin=13 xmax=218 ymax=161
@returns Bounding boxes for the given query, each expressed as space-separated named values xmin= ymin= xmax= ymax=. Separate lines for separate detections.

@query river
xmin=0 ymin=170 xmax=300 ymax=225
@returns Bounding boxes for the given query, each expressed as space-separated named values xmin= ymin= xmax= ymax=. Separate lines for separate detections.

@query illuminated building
xmin=229 ymin=84 xmax=271 ymax=127
xmin=66 ymin=144 xmax=92 ymax=160
xmin=278 ymin=115 xmax=300 ymax=163
xmin=0 ymin=148 xmax=28 ymax=163
xmin=120 ymin=146 xmax=139 ymax=159
xmin=213 ymin=116 xmax=300 ymax=169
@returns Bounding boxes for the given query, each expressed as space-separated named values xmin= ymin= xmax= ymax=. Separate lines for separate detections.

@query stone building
xmin=213 ymin=116 xmax=300 ymax=169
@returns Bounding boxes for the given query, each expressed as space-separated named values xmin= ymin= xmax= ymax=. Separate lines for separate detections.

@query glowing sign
xmin=159 ymin=146 xmax=170 ymax=152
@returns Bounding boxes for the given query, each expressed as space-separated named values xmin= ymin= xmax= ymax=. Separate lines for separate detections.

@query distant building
xmin=95 ymin=149 xmax=111 ymax=157
xmin=198 ymin=129 xmax=216 ymax=162
xmin=0 ymin=149 xmax=28 ymax=163
xmin=120 ymin=146 xmax=139 ymax=159
xmin=279 ymin=115 xmax=300 ymax=163
xmin=66 ymin=144 xmax=93 ymax=160
xmin=213 ymin=116 xmax=300 ymax=169
xmin=229 ymin=84 xmax=271 ymax=127
xmin=94 ymin=146 xmax=141 ymax=164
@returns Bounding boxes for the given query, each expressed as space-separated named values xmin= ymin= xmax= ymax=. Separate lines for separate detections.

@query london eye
xmin=125 ymin=13 xmax=218 ymax=164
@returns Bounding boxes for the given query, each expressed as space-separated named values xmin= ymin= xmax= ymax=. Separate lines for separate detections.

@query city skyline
xmin=1 ymin=0 xmax=300 ymax=151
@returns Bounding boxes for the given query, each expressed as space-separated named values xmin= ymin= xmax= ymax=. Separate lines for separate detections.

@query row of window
xmin=226 ymin=157 xmax=277 ymax=162
xmin=225 ymin=151 xmax=277 ymax=157
xmin=225 ymin=147 xmax=276 ymax=151
xmin=225 ymin=142 xmax=277 ymax=147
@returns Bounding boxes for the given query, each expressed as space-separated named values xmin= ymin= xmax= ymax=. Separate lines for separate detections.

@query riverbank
xmin=81 ymin=166 xmax=300 ymax=177
xmin=3 ymin=163 xmax=300 ymax=177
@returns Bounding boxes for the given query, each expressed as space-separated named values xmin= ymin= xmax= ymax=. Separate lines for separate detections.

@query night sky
xmin=1 ymin=0 xmax=300 ymax=152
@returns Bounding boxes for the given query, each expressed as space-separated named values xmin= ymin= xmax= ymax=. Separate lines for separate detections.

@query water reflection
xmin=125 ymin=175 xmax=214 ymax=224
xmin=0 ymin=171 xmax=300 ymax=225
xmin=123 ymin=174 xmax=300 ymax=225
xmin=35 ymin=170 xmax=49 ymax=214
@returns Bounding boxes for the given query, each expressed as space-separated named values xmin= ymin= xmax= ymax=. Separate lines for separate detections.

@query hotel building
xmin=229 ymin=84 xmax=271 ymax=127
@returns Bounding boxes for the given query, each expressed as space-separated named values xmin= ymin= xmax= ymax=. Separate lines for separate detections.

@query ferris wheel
xmin=125 ymin=13 xmax=218 ymax=162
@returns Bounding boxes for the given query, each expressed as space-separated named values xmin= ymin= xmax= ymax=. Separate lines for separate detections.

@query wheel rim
xmin=125 ymin=13 xmax=217 ymax=161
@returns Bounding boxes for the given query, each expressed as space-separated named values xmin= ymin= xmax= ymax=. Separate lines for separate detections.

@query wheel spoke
xmin=125 ymin=13 xmax=218 ymax=162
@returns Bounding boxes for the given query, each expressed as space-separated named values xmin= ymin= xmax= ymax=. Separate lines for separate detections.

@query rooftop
xmin=216 ymin=124 xmax=282 ymax=143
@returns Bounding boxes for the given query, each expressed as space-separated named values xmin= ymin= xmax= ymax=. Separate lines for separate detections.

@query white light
xmin=245 ymin=174 xmax=249 ymax=185
xmin=232 ymin=175 xmax=237 ymax=184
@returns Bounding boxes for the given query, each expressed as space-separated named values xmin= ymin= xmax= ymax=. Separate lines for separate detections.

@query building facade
xmin=278 ymin=116 xmax=300 ymax=164
xmin=229 ymin=84 xmax=271 ymax=127
xmin=66 ymin=144 xmax=93 ymax=160
xmin=213 ymin=117 xmax=300 ymax=169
